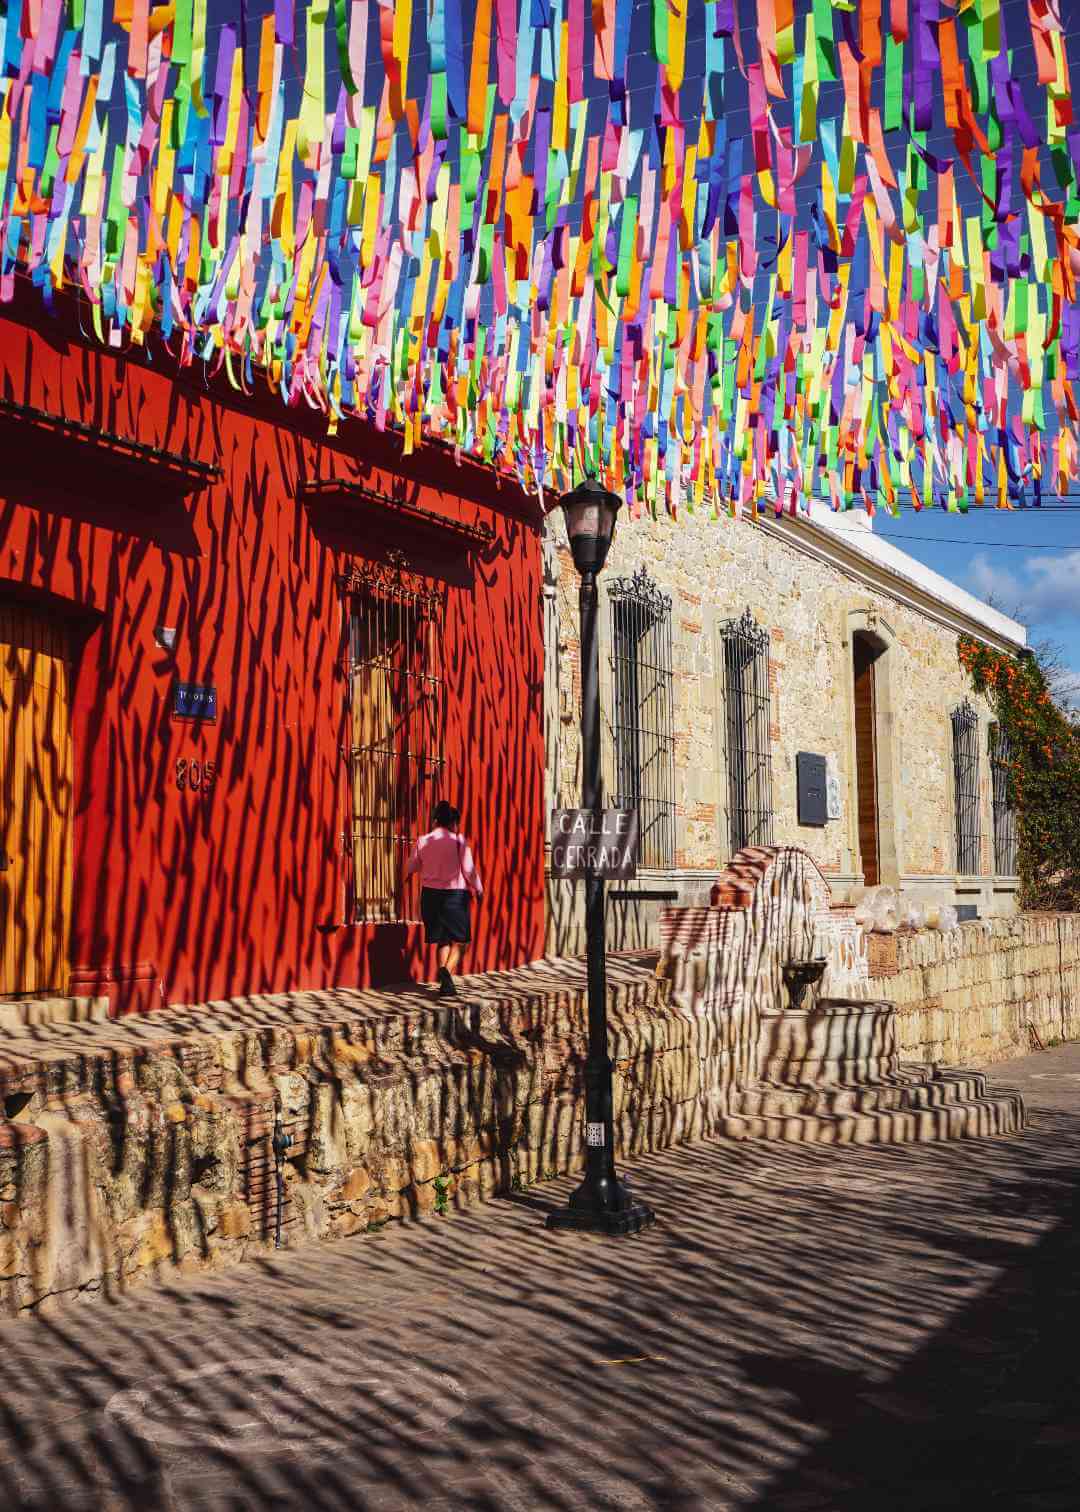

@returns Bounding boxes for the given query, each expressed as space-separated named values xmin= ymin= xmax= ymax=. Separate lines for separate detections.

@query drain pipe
xmin=271 ymin=1099 xmax=293 ymax=1249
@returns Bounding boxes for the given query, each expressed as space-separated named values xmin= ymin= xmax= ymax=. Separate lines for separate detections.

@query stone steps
xmin=735 ymin=1067 xmax=991 ymax=1118
xmin=0 ymin=996 xmax=109 ymax=1032
xmin=0 ymin=957 xmax=669 ymax=1108
xmin=758 ymin=1053 xmax=900 ymax=1086
xmin=723 ymin=1082 xmax=1025 ymax=1146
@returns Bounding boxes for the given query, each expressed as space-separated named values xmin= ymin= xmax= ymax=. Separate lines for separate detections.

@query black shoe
xmin=437 ymin=967 xmax=458 ymax=997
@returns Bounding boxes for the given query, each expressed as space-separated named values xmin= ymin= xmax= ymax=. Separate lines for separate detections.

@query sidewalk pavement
xmin=0 ymin=1042 xmax=1077 ymax=1512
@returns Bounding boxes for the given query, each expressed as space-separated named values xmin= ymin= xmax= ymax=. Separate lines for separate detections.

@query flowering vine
xmin=958 ymin=637 xmax=1080 ymax=912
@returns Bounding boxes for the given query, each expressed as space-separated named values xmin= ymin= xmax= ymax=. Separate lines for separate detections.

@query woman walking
xmin=404 ymin=801 xmax=483 ymax=996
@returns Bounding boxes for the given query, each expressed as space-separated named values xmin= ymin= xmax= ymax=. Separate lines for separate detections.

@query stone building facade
xmin=545 ymin=503 xmax=1027 ymax=953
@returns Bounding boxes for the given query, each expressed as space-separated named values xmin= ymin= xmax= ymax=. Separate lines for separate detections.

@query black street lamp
xmin=547 ymin=479 xmax=656 ymax=1237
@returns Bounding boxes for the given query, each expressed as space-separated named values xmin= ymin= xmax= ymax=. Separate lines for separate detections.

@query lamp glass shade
xmin=559 ymin=479 xmax=621 ymax=576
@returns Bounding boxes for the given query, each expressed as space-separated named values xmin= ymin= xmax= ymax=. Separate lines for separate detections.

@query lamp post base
xmin=545 ymin=1176 xmax=656 ymax=1236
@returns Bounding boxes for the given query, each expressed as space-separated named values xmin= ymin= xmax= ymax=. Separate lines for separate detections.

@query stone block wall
xmin=544 ymin=507 xmax=1022 ymax=957
xmin=1 ymin=851 xmax=1076 ymax=1319
xmin=0 ymin=963 xmax=726 ymax=1316
xmin=658 ymin=846 xmax=1080 ymax=1076
xmin=0 ymin=847 xmax=868 ymax=1318
xmin=885 ymin=914 xmax=1080 ymax=1066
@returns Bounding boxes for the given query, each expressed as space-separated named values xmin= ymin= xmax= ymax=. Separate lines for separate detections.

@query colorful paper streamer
xmin=2 ymin=0 xmax=1079 ymax=520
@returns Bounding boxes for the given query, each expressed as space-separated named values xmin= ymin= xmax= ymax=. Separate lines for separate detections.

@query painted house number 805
xmin=176 ymin=759 xmax=216 ymax=793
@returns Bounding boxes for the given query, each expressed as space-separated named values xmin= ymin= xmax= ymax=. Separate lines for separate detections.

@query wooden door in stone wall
xmin=0 ymin=604 xmax=73 ymax=997
xmin=853 ymin=635 xmax=879 ymax=888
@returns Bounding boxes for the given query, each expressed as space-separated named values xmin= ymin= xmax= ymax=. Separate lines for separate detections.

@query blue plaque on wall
xmin=174 ymin=682 xmax=217 ymax=721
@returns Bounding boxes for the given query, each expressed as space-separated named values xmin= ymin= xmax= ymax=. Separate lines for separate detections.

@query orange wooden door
xmin=0 ymin=605 xmax=73 ymax=997
xmin=852 ymin=637 xmax=879 ymax=888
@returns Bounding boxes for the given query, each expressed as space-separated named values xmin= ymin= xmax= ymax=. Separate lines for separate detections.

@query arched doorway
xmin=852 ymin=630 xmax=883 ymax=887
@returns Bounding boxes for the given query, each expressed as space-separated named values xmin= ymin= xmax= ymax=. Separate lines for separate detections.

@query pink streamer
xmin=567 ymin=0 xmax=584 ymax=104
xmin=495 ymin=0 xmax=516 ymax=106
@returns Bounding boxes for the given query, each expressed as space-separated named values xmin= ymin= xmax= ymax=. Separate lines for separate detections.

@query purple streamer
xmin=1008 ymin=81 xmax=1041 ymax=151
xmin=990 ymin=52 xmax=1014 ymax=124
xmin=426 ymin=140 xmax=448 ymax=203
xmin=275 ymin=0 xmax=295 ymax=48
xmin=911 ymin=0 xmax=939 ymax=134
xmin=532 ymin=107 xmax=551 ymax=214
xmin=1062 ymin=305 xmax=1080 ymax=382
xmin=331 ymin=86 xmax=348 ymax=156
xmin=210 ymin=27 xmax=236 ymax=147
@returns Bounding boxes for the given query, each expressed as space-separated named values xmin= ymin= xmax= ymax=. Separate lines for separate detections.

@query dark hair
xmin=432 ymin=800 xmax=461 ymax=830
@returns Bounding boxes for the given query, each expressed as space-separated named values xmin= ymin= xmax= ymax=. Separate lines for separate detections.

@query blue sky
xmin=874 ymin=506 xmax=1080 ymax=697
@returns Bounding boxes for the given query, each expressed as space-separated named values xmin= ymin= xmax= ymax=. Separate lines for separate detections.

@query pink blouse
xmin=405 ymin=828 xmax=483 ymax=895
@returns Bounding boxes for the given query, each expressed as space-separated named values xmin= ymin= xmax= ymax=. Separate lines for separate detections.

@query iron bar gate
xmin=607 ymin=567 xmax=676 ymax=869
xmin=343 ymin=553 xmax=444 ymax=922
xmin=989 ymin=722 xmax=1019 ymax=876
xmin=951 ymin=700 xmax=982 ymax=876
xmin=721 ymin=609 xmax=775 ymax=854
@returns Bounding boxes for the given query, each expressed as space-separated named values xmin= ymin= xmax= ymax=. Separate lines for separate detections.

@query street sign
xmin=550 ymin=808 xmax=639 ymax=880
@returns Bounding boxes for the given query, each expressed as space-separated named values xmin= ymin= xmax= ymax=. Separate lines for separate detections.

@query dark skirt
xmin=420 ymin=887 xmax=472 ymax=945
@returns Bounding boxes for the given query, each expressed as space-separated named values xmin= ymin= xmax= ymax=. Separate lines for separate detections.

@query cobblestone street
xmin=0 ymin=1042 xmax=1077 ymax=1512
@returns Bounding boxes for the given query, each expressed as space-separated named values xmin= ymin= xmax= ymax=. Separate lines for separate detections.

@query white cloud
xmin=1023 ymin=551 xmax=1080 ymax=624
xmin=967 ymin=553 xmax=1022 ymax=613
xmin=967 ymin=549 xmax=1080 ymax=625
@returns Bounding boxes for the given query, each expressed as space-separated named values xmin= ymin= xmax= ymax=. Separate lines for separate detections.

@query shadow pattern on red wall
xmin=0 ymin=300 xmax=545 ymax=1010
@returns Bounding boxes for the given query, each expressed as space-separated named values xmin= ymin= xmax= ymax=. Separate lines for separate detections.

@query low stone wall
xmin=3 ymin=857 xmax=1073 ymax=1318
xmin=663 ymin=847 xmax=1080 ymax=1072
xmin=886 ymin=914 xmax=1080 ymax=1066
xmin=0 ymin=959 xmax=721 ymax=1316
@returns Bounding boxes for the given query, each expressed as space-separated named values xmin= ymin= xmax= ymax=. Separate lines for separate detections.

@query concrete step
xmin=0 ymin=996 xmax=110 ymax=1032
xmin=735 ymin=1069 xmax=991 ymax=1119
xmin=721 ymin=1090 xmax=1025 ymax=1146
xmin=759 ymin=1053 xmax=901 ymax=1086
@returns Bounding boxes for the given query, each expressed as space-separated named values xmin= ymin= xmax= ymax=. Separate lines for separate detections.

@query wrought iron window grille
xmin=344 ymin=551 xmax=444 ymax=923
xmin=951 ymin=699 xmax=982 ymax=876
xmin=989 ymin=721 xmax=1019 ymax=877
xmin=607 ymin=566 xmax=676 ymax=870
xmin=721 ymin=608 xmax=775 ymax=854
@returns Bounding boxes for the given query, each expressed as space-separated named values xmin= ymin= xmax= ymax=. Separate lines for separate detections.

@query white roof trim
xmin=754 ymin=506 xmax=1028 ymax=655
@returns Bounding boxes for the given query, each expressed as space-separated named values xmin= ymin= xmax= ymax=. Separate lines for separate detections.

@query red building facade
xmin=0 ymin=301 xmax=545 ymax=1012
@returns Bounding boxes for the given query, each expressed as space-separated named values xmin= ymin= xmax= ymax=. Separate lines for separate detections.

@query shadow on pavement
xmin=746 ymin=1154 xmax=1080 ymax=1511
xmin=0 ymin=1075 xmax=1078 ymax=1510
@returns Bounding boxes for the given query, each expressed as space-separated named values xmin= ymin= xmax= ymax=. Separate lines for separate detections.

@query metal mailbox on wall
xmin=796 ymin=752 xmax=828 ymax=827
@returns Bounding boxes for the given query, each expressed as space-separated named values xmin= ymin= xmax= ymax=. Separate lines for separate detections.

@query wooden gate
xmin=0 ymin=604 xmax=73 ymax=997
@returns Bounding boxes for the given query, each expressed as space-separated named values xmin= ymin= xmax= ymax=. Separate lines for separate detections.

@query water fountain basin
xmin=782 ymin=958 xmax=827 ymax=1013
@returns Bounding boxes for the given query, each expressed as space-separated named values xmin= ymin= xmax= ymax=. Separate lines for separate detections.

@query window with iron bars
xmin=607 ymin=567 xmax=676 ymax=869
xmin=720 ymin=609 xmax=775 ymax=855
xmin=989 ymin=721 xmax=1019 ymax=876
xmin=344 ymin=554 xmax=444 ymax=922
xmin=951 ymin=700 xmax=982 ymax=876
